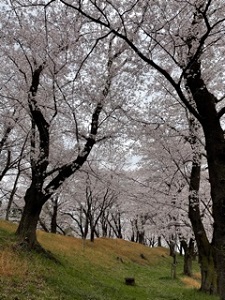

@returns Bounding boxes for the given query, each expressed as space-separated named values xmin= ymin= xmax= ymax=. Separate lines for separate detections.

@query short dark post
xmin=125 ymin=277 xmax=135 ymax=286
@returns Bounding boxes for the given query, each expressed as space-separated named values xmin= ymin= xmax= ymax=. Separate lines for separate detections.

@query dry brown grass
xmin=181 ymin=273 xmax=201 ymax=289
xmin=0 ymin=248 xmax=28 ymax=277
xmin=0 ymin=219 xmax=16 ymax=233
xmin=38 ymin=232 xmax=169 ymax=267
xmin=0 ymin=219 xmax=169 ymax=268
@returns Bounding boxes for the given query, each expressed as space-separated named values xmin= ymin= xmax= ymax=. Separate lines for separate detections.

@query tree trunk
xmin=108 ymin=212 xmax=123 ymax=238
xmin=181 ymin=239 xmax=194 ymax=277
xmin=185 ymin=59 xmax=224 ymax=296
xmin=138 ymin=230 xmax=145 ymax=245
xmin=169 ymin=240 xmax=176 ymax=257
xmin=204 ymin=127 xmax=225 ymax=298
xmin=158 ymin=236 xmax=162 ymax=247
xmin=200 ymin=249 xmax=217 ymax=295
xmin=171 ymin=253 xmax=177 ymax=279
xmin=16 ymin=186 xmax=44 ymax=249
xmin=183 ymin=252 xmax=192 ymax=277
xmin=188 ymin=133 xmax=217 ymax=293
xmin=50 ymin=199 xmax=58 ymax=234
xmin=90 ymin=228 xmax=95 ymax=242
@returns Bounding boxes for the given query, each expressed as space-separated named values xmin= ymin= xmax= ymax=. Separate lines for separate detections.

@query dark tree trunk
xmin=183 ymin=12 xmax=225 ymax=300
xmin=83 ymin=218 xmax=89 ymax=239
xmin=187 ymin=123 xmax=217 ymax=293
xmin=181 ymin=239 xmax=194 ymax=277
xmin=179 ymin=244 xmax=183 ymax=256
xmin=108 ymin=212 xmax=123 ymax=239
xmin=16 ymin=186 xmax=44 ymax=249
xmin=50 ymin=199 xmax=58 ymax=234
xmin=101 ymin=212 xmax=109 ymax=237
xmin=187 ymin=59 xmax=225 ymax=300
xmin=15 ymin=65 xmax=49 ymax=250
xmin=183 ymin=251 xmax=193 ymax=277
xmin=189 ymin=146 xmax=218 ymax=294
xmin=138 ymin=230 xmax=145 ymax=245
xmin=130 ymin=232 xmax=135 ymax=242
xmin=158 ymin=236 xmax=162 ymax=247
xmin=90 ymin=228 xmax=95 ymax=242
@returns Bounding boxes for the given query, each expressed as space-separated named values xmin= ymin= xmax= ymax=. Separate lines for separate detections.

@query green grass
xmin=0 ymin=220 xmax=219 ymax=300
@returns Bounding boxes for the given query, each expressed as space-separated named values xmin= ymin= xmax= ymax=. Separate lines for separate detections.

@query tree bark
xmin=181 ymin=239 xmax=194 ymax=277
xmin=90 ymin=229 xmax=95 ymax=242
xmin=16 ymin=185 xmax=44 ymax=249
xmin=187 ymin=119 xmax=217 ymax=293
xmin=108 ymin=212 xmax=123 ymax=238
xmin=169 ymin=240 xmax=176 ymax=257
xmin=138 ymin=230 xmax=145 ymax=245
xmin=50 ymin=198 xmax=58 ymax=234
xmin=187 ymin=117 xmax=219 ymax=295
xmin=158 ymin=236 xmax=162 ymax=247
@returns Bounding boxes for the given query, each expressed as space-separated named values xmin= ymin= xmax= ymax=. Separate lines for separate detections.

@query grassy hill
xmin=0 ymin=220 xmax=219 ymax=300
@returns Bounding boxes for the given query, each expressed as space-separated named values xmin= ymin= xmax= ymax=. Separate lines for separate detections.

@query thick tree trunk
xmin=16 ymin=65 xmax=50 ymax=250
xmin=203 ymin=120 xmax=225 ymax=298
xmin=208 ymin=140 xmax=225 ymax=298
xmin=16 ymin=186 xmax=44 ymax=249
xmin=188 ymin=141 xmax=217 ymax=293
xmin=185 ymin=61 xmax=221 ymax=296
xmin=189 ymin=202 xmax=217 ymax=293
xmin=200 ymin=250 xmax=217 ymax=295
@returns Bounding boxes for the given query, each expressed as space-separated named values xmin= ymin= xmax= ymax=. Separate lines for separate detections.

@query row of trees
xmin=1 ymin=0 xmax=225 ymax=299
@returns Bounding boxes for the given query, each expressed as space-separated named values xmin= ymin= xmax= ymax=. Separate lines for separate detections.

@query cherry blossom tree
xmin=50 ymin=1 xmax=225 ymax=297
xmin=0 ymin=1 xmax=135 ymax=249
xmin=3 ymin=0 xmax=225 ymax=297
xmin=134 ymin=99 xmax=215 ymax=288
xmin=61 ymin=169 xmax=119 ymax=241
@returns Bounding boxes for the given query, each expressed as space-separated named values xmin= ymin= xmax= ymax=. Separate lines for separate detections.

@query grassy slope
xmin=0 ymin=220 xmax=219 ymax=300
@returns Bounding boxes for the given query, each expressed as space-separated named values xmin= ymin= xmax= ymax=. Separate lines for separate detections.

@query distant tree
xmin=106 ymin=205 xmax=124 ymax=239
xmin=63 ymin=170 xmax=119 ymax=241
xmin=180 ymin=238 xmax=195 ymax=277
